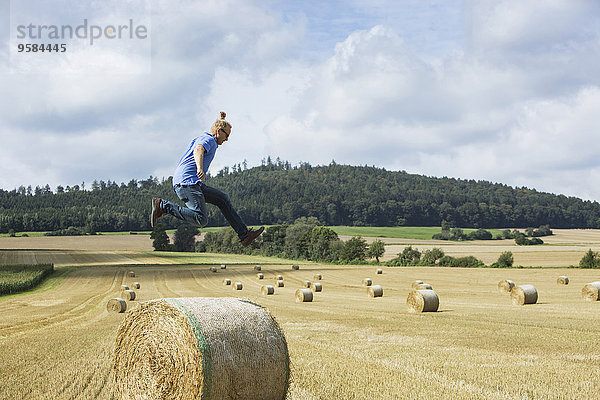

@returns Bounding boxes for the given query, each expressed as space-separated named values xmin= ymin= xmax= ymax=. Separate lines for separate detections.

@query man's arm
xmin=193 ymin=144 xmax=205 ymax=180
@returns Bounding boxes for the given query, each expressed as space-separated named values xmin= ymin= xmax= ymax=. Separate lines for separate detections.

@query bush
xmin=174 ymin=224 xmax=199 ymax=252
xmin=491 ymin=251 xmax=514 ymax=268
xmin=467 ymin=228 xmax=493 ymax=240
xmin=579 ymin=249 xmax=600 ymax=268
xmin=386 ymin=246 xmax=422 ymax=266
xmin=438 ymin=255 xmax=484 ymax=268
xmin=421 ymin=248 xmax=444 ymax=265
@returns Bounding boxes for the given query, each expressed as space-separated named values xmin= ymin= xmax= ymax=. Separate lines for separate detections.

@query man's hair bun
xmin=220 ymin=111 xmax=227 ymax=120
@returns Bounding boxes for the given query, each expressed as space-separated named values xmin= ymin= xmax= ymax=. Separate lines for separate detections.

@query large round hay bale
xmin=107 ymin=298 xmax=127 ymax=313
xmin=275 ymin=274 xmax=284 ymax=281
xmin=127 ymin=271 xmax=135 ymax=278
xmin=122 ymin=290 xmax=136 ymax=301
xmin=296 ymin=288 xmax=313 ymax=302
xmin=257 ymin=273 xmax=264 ymax=280
xmin=303 ymin=280 xmax=311 ymax=288
xmin=111 ymin=297 xmax=290 ymax=400
xmin=367 ymin=285 xmax=383 ymax=298
xmin=292 ymin=264 xmax=299 ymax=270
xmin=261 ymin=285 xmax=275 ymax=295
xmin=363 ymin=278 xmax=373 ymax=287
xmin=121 ymin=285 xmax=130 ymax=291
xmin=220 ymin=264 xmax=227 ymax=269
xmin=210 ymin=266 xmax=217 ymax=273
xmin=407 ymin=289 xmax=439 ymax=313
xmin=411 ymin=280 xmax=424 ymax=289
xmin=313 ymin=273 xmax=322 ymax=280
xmin=254 ymin=265 xmax=262 ymax=271
xmin=416 ymin=283 xmax=432 ymax=290
xmin=312 ymin=282 xmax=322 ymax=292
xmin=223 ymin=278 xmax=231 ymax=286
xmin=233 ymin=282 xmax=243 ymax=290
xmin=511 ymin=284 xmax=538 ymax=305
xmin=557 ymin=276 xmax=569 ymax=285
xmin=133 ymin=282 xmax=140 ymax=289
xmin=582 ymin=282 xmax=600 ymax=301
xmin=376 ymin=268 xmax=383 ymax=274
xmin=498 ymin=279 xmax=515 ymax=293
xmin=276 ymin=280 xmax=284 ymax=287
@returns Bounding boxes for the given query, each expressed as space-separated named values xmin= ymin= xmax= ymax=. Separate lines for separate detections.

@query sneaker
xmin=240 ymin=226 xmax=265 ymax=247
xmin=150 ymin=198 xmax=163 ymax=228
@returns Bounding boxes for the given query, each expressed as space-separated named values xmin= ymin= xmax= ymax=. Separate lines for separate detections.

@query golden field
xmin=1 ymin=230 xmax=600 ymax=399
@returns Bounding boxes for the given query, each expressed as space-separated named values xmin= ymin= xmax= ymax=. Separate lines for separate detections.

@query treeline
xmin=432 ymin=224 xmax=552 ymax=245
xmin=2 ymin=159 xmax=600 ymax=233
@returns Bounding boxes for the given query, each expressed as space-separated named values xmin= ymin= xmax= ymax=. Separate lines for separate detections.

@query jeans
xmin=161 ymin=182 xmax=249 ymax=240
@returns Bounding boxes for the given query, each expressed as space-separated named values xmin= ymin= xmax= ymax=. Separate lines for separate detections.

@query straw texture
xmin=363 ymin=278 xmax=372 ymax=287
xmin=107 ymin=298 xmax=127 ymax=313
xmin=296 ymin=288 xmax=313 ymax=302
xmin=233 ymin=282 xmax=243 ymax=290
xmin=407 ymin=289 xmax=439 ymax=313
xmin=261 ymin=285 xmax=275 ymax=295
xmin=557 ymin=276 xmax=569 ymax=285
xmin=313 ymin=274 xmax=322 ymax=280
xmin=111 ymin=297 xmax=290 ymax=400
xmin=276 ymin=280 xmax=284 ymax=287
xmin=122 ymin=289 xmax=136 ymax=301
xmin=511 ymin=284 xmax=538 ymax=305
xmin=498 ymin=279 xmax=515 ymax=293
xmin=582 ymin=282 xmax=600 ymax=301
xmin=312 ymin=282 xmax=322 ymax=292
xmin=367 ymin=285 xmax=383 ymax=298
xmin=223 ymin=279 xmax=231 ymax=286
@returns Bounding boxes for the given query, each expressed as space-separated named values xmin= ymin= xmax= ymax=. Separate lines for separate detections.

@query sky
xmin=1 ymin=0 xmax=600 ymax=201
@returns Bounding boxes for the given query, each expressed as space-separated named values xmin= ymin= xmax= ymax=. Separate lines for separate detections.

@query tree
xmin=340 ymin=236 xmax=368 ymax=263
xmin=367 ymin=239 xmax=385 ymax=262
xmin=174 ymin=224 xmax=199 ymax=252
xmin=579 ymin=249 xmax=600 ymax=268
xmin=422 ymin=248 xmax=444 ymax=265
xmin=491 ymin=251 xmax=514 ymax=268
xmin=150 ymin=223 xmax=171 ymax=251
xmin=307 ymin=226 xmax=340 ymax=262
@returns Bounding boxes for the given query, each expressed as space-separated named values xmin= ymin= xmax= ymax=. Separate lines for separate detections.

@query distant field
xmin=1 ymin=260 xmax=600 ymax=399
xmin=330 ymin=226 xmax=505 ymax=240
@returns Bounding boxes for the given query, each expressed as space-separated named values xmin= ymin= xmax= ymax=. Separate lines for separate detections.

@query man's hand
xmin=196 ymin=169 xmax=205 ymax=180
xmin=193 ymin=144 xmax=205 ymax=181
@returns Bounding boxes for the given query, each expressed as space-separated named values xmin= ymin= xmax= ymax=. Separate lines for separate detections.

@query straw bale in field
xmin=122 ymin=290 xmax=136 ymax=301
xmin=296 ymin=288 xmax=313 ymax=302
xmin=276 ymin=280 xmax=284 ymax=287
xmin=313 ymin=273 xmax=322 ymax=280
xmin=411 ymin=280 xmax=424 ymax=289
xmin=133 ymin=282 xmax=140 ymax=289
xmin=498 ymin=279 xmax=515 ymax=293
xmin=275 ymin=275 xmax=283 ymax=281
xmin=368 ymin=285 xmax=383 ymax=298
xmin=210 ymin=266 xmax=217 ymax=273
xmin=303 ymin=280 xmax=311 ymax=288
xmin=292 ymin=264 xmax=299 ymax=270
xmin=121 ymin=285 xmax=130 ymax=291
xmin=223 ymin=278 xmax=231 ymax=286
xmin=582 ymin=282 xmax=600 ymax=301
xmin=363 ymin=278 xmax=372 ymax=287
xmin=127 ymin=271 xmax=135 ymax=277
xmin=557 ymin=276 xmax=569 ymax=285
xmin=257 ymin=273 xmax=264 ymax=279
xmin=407 ymin=289 xmax=439 ymax=313
xmin=254 ymin=265 xmax=262 ymax=271
xmin=261 ymin=285 xmax=275 ymax=295
xmin=111 ymin=297 xmax=290 ymax=400
xmin=377 ymin=268 xmax=383 ymax=274
xmin=220 ymin=264 xmax=227 ymax=269
xmin=511 ymin=284 xmax=538 ymax=305
xmin=415 ymin=283 xmax=432 ymax=290
xmin=312 ymin=282 xmax=322 ymax=292
xmin=107 ymin=298 xmax=127 ymax=313
xmin=233 ymin=282 xmax=243 ymax=290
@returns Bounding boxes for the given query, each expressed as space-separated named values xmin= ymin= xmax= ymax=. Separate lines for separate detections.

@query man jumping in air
xmin=150 ymin=111 xmax=264 ymax=246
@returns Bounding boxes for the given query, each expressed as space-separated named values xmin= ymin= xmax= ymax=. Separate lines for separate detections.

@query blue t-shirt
xmin=172 ymin=132 xmax=218 ymax=187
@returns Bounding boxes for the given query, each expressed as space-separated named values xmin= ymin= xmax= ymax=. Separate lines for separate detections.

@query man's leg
xmin=159 ymin=184 xmax=208 ymax=227
xmin=201 ymin=183 xmax=248 ymax=239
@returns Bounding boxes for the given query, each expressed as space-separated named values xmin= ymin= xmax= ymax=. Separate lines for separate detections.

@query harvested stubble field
xmin=1 ymin=230 xmax=600 ymax=399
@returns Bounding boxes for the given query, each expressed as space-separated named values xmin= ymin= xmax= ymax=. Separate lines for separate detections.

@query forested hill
xmin=1 ymin=161 xmax=600 ymax=233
